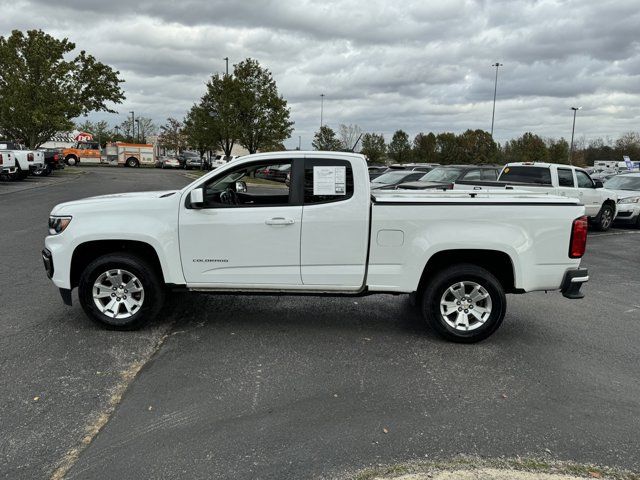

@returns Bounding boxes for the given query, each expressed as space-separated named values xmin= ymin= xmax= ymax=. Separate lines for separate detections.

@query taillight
xmin=28 ymin=153 xmax=34 ymax=161
xmin=0 ymin=153 xmax=3 ymax=165
xmin=569 ymin=216 xmax=588 ymax=258
xmin=54 ymin=154 xmax=59 ymax=161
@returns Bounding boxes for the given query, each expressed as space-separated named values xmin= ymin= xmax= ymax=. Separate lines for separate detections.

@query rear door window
xmin=304 ymin=159 xmax=354 ymax=204
xmin=499 ymin=166 xmax=552 ymax=185
xmin=557 ymin=168 xmax=575 ymax=187
xmin=462 ymin=169 xmax=482 ymax=181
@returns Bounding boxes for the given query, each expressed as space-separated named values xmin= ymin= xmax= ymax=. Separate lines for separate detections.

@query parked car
xmin=394 ymin=165 xmax=501 ymax=191
xmin=43 ymin=151 xmax=589 ymax=343
xmin=387 ymin=163 xmax=439 ymax=172
xmin=495 ymin=163 xmax=618 ymax=231
xmin=256 ymin=164 xmax=290 ymax=182
xmin=368 ymin=165 xmax=387 ymax=180
xmin=604 ymin=173 xmax=640 ymax=227
xmin=35 ymin=148 xmax=65 ymax=176
xmin=177 ymin=151 xmax=201 ymax=169
xmin=370 ymin=170 xmax=425 ymax=190
xmin=157 ymin=157 xmax=181 ymax=169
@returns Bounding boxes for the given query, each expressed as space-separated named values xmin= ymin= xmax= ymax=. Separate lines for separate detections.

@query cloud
xmin=2 ymin=0 xmax=640 ymax=148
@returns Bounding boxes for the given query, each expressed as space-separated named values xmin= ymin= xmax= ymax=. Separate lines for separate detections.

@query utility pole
xmin=490 ymin=63 xmax=503 ymax=137
xmin=224 ymin=57 xmax=229 ymax=76
xmin=569 ymin=106 xmax=582 ymax=165
xmin=320 ymin=94 xmax=325 ymax=129
xmin=298 ymin=135 xmax=301 ymax=150
xmin=135 ymin=119 xmax=140 ymax=143
xmin=129 ymin=111 xmax=134 ymax=141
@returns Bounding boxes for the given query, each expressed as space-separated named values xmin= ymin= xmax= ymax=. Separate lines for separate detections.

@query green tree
xmin=435 ymin=132 xmax=458 ymax=164
xmin=547 ymin=137 xmax=570 ymax=164
xmin=183 ymin=104 xmax=217 ymax=159
xmin=361 ymin=133 xmax=386 ymax=163
xmin=233 ymin=58 xmax=293 ymax=153
xmin=457 ymin=129 xmax=498 ymax=164
xmin=201 ymin=73 xmax=241 ymax=157
xmin=312 ymin=125 xmax=342 ymax=151
xmin=0 ymin=29 xmax=124 ymax=148
xmin=158 ymin=117 xmax=186 ymax=154
xmin=503 ymin=132 xmax=548 ymax=163
xmin=412 ymin=132 xmax=437 ymax=163
xmin=388 ymin=129 xmax=411 ymax=163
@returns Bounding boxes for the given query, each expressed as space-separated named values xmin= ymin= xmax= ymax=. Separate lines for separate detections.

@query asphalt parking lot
xmin=1 ymin=168 xmax=639 ymax=480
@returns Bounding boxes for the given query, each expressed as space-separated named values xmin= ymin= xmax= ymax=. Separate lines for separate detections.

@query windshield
xmin=373 ymin=171 xmax=415 ymax=184
xmin=419 ymin=167 xmax=463 ymax=183
xmin=604 ymin=175 xmax=640 ymax=191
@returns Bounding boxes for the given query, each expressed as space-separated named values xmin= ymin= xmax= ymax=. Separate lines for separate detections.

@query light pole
xmin=114 ymin=125 xmax=120 ymax=141
xmin=490 ymin=63 xmax=503 ymax=137
xmin=320 ymin=94 xmax=325 ymax=129
xmin=569 ymin=106 xmax=582 ymax=165
xmin=224 ymin=57 xmax=229 ymax=76
xmin=135 ymin=119 xmax=140 ymax=143
xmin=298 ymin=135 xmax=301 ymax=150
xmin=129 ymin=111 xmax=134 ymax=141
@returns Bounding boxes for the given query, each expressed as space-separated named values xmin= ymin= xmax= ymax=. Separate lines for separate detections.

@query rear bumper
xmin=560 ymin=267 xmax=589 ymax=299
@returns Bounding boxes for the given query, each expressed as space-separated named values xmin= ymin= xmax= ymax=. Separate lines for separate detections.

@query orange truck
xmin=62 ymin=140 xmax=102 ymax=166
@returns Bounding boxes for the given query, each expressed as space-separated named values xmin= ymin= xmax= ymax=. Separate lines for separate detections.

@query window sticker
xmin=313 ymin=166 xmax=346 ymax=195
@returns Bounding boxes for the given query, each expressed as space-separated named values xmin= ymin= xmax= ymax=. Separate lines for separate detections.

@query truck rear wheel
xmin=126 ymin=157 xmax=139 ymax=167
xmin=421 ymin=263 xmax=506 ymax=343
xmin=78 ymin=253 xmax=165 ymax=330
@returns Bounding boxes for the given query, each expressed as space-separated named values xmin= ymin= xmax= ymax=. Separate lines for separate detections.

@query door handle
xmin=265 ymin=217 xmax=295 ymax=225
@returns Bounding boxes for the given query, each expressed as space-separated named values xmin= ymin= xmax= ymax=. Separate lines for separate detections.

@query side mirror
xmin=593 ymin=180 xmax=604 ymax=188
xmin=190 ymin=188 xmax=204 ymax=207
xmin=236 ymin=181 xmax=247 ymax=193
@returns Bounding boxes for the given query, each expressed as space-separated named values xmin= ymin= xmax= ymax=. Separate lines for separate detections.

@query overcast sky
xmin=3 ymin=0 xmax=640 ymax=149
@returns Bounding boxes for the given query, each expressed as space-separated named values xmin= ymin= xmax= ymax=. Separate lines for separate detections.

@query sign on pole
xmin=623 ymin=155 xmax=633 ymax=171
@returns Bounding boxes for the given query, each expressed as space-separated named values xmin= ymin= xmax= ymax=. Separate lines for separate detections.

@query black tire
xmin=594 ymin=204 xmax=614 ymax=231
xmin=16 ymin=163 xmax=28 ymax=180
xmin=78 ymin=253 xmax=165 ymax=330
xmin=66 ymin=156 xmax=78 ymax=166
xmin=126 ymin=157 xmax=139 ymax=168
xmin=421 ymin=263 xmax=506 ymax=343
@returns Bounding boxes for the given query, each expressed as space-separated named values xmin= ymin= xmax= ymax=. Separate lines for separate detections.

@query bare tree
xmin=338 ymin=124 xmax=363 ymax=151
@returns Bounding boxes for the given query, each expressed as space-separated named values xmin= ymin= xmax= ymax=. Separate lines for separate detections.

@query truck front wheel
xmin=421 ymin=264 xmax=506 ymax=343
xmin=78 ymin=253 xmax=165 ymax=330
xmin=126 ymin=157 xmax=139 ymax=168
xmin=594 ymin=204 xmax=614 ymax=231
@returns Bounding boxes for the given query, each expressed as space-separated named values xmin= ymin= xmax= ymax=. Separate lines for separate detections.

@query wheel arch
xmin=417 ymin=249 xmax=517 ymax=295
xmin=70 ymin=240 xmax=165 ymax=289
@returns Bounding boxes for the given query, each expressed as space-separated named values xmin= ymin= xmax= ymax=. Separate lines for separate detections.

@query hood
xmin=609 ymin=189 xmax=640 ymax=200
xmin=51 ymin=190 xmax=178 ymax=215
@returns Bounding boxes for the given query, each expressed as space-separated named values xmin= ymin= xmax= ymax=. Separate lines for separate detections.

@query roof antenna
xmin=350 ymin=133 xmax=363 ymax=152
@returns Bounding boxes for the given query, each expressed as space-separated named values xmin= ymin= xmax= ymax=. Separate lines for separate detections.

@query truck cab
xmin=63 ymin=141 xmax=102 ymax=166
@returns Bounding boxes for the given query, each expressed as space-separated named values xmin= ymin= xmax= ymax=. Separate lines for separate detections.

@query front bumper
xmin=43 ymin=248 xmax=72 ymax=305
xmin=614 ymin=204 xmax=640 ymax=224
xmin=560 ymin=268 xmax=589 ymax=299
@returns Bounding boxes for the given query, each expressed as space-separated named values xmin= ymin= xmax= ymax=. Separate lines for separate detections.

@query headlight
xmin=618 ymin=196 xmax=640 ymax=204
xmin=48 ymin=215 xmax=72 ymax=235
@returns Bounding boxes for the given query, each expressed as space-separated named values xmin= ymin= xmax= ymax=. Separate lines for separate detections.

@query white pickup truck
xmin=0 ymin=140 xmax=45 ymax=179
xmin=456 ymin=162 xmax=617 ymax=231
xmin=0 ymin=149 xmax=17 ymax=178
xmin=43 ymin=152 xmax=590 ymax=343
